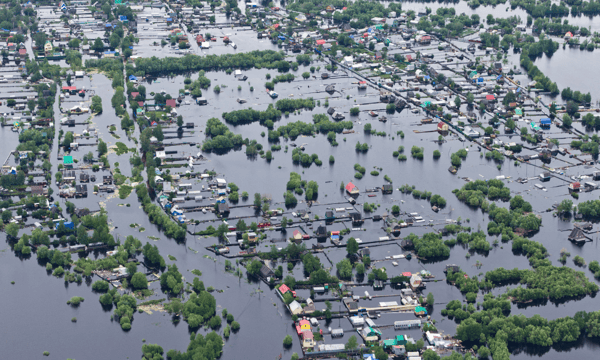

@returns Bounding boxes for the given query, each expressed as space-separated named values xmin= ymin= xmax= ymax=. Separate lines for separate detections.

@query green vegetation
xmin=67 ymin=296 xmax=84 ymax=306
xmin=411 ymin=146 xmax=424 ymax=159
xmin=406 ymin=232 xmax=450 ymax=259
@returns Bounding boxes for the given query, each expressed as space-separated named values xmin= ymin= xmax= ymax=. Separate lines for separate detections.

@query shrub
xmin=283 ymin=335 xmax=293 ymax=347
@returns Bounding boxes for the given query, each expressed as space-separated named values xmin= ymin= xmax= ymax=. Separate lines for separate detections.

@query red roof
xmin=19 ymin=49 xmax=26 ymax=54
xmin=279 ymin=284 xmax=290 ymax=294
xmin=302 ymin=330 xmax=313 ymax=340
xmin=437 ymin=121 xmax=447 ymax=129
xmin=299 ymin=319 xmax=310 ymax=327
xmin=359 ymin=81 xmax=366 ymax=84
xmin=293 ymin=229 xmax=301 ymax=236
xmin=571 ymin=182 xmax=581 ymax=188
xmin=165 ymin=99 xmax=177 ymax=107
xmin=331 ymin=231 xmax=340 ymax=235
xmin=345 ymin=182 xmax=356 ymax=192
xmin=406 ymin=55 xmax=413 ymax=61
xmin=138 ymin=101 xmax=144 ymax=107
xmin=486 ymin=94 xmax=495 ymax=100
xmin=316 ymin=39 xmax=326 ymax=45
xmin=131 ymin=92 xmax=139 ymax=98
xmin=421 ymin=35 xmax=431 ymax=40
xmin=62 ymin=86 xmax=76 ymax=91
xmin=296 ymin=325 xmax=302 ymax=335
xmin=402 ymin=272 xmax=412 ymax=277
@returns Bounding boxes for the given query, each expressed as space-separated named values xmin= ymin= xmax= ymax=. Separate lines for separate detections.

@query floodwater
xmin=2 ymin=3 xmax=600 ymax=360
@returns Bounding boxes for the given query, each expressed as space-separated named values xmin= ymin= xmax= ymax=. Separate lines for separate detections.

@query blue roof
xmin=166 ymin=18 xmax=172 ymax=21
xmin=477 ymin=77 xmax=484 ymax=82
xmin=496 ymin=75 xmax=502 ymax=80
xmin=119 ymin=15 xmax=127 ymax=20
xmin=105 ymin=23 xmax=112 ymax=27
xmin=540 ymin=118 xmax=551 ymax=124
xmin=104 ymin=51 xmax=116 ymax=54
xmin=128 ymin=75 xmax=137 ymax=81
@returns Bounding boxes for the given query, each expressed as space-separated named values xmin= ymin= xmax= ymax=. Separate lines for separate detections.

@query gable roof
xmin=345 ymin=182 xmax=356 ymax=192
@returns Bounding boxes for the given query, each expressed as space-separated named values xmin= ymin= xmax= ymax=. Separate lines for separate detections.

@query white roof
xmin=289 ymin=301 xmax=301 ymax=311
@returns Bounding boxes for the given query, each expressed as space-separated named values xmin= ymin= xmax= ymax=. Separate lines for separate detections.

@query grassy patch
xmin=138 ymin=298 xmax=165 ymax=306
xmin=119 ymin=185 xmax=133 ymax=199
xmin=168 ymin=255 xmax=177 ymax=261
xmin=191 ymin=269 xmax=202 ymax=276
xmin=115 ymin=142 xmax=129 ymax=155
xmin=148 ymin=236 xmax=159 ymax=241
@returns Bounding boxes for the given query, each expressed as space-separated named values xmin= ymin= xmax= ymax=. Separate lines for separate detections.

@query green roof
xmin=415 ymin=306 xmax=427 ymax=313
xmin=383 ymin=340 xmax=396 ymax=346
xmin=63 ymin=156 xmax=73 ymax=165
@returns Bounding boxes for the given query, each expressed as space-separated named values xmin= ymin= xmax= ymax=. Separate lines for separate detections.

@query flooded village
xmin=4 ymin=0 xmax=600 ymax=360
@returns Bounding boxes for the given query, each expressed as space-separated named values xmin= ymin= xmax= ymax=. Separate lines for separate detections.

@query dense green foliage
xmin=406 ymin=232 xmax=450 ymax=259
xmin=133 ymin=51 xmax=286 ymax=76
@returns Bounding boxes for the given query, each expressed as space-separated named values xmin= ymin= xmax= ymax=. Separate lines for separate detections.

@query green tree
xmin=247 ymin=260 xmax=263 ymax=277
xmin=346 ymin=237 xmax=359 ymax=257
xmin=466 ymin=92 xmax=475 ymax=104
xmin=1 ymin=210 xmax=12 ymax=223
xmin=98 ymin=139 xmax=108 ymax=156
xmin=557 ymin=199 xmax=573 ymax=215
xmin=345 ymin=335 xmax=358 ymax=350
xmin=131 ymin=272 xmax=148 ymax=290
xmin=283 ymin=335 xmax=293 ymax=347
xmin=5 ymin=223 xmax=19 ymax=239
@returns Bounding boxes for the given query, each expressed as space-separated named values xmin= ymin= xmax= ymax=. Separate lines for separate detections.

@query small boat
xmin=237 ymin=98 xmax=247 ymax=104
xmin=160 ymin=89 xmax=166 ymax=94
xmin=421 ymin=118 xmax=433 ymax=124
xmin=223 ymin=36 xmax=230 ymax=43
xmin=369 ymin=110 xmax=378 ymax=117
xmin=368 ymin=194 xmax=377 ymax=197
xmin=268 ymin=91 xmax=278 ymax=99
xmin=78 ymin=90 xmax=85 ymax=97
xmin=379 ymin=116 xmax=387 ymax=122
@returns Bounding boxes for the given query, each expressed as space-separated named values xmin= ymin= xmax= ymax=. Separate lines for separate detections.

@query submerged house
xmin=345 ymin=182 xmax=359 ymax=195
xmin=568 ymin=227 xmax=587 ymax=243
